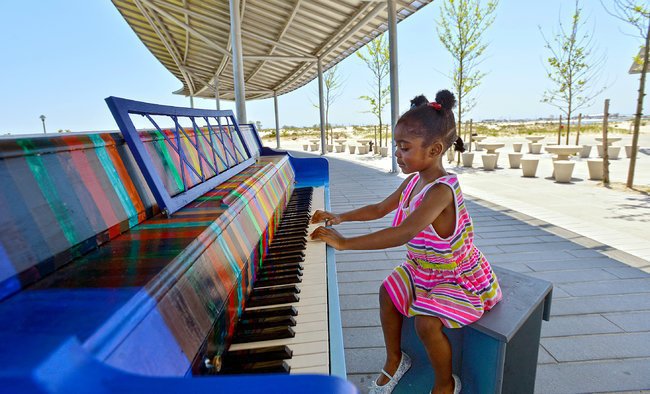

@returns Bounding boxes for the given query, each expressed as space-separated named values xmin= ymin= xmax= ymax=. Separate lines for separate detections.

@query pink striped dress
xmin=383 ymin=174 xmax=502 ymax=328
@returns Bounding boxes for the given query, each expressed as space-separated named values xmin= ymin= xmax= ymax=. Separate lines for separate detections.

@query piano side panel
xmin=0 ymin=133 xmax=157 ymax=300
xmin=101 ymin=156 xmax=295 ymax=376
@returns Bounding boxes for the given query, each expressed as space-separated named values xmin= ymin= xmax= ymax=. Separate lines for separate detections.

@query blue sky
xmin=0 ymin=0 xmax=646 ymax=135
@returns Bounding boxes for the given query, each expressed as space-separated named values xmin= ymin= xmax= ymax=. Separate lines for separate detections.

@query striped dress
xmin=383 ymin=174 xmax=502 ymax=328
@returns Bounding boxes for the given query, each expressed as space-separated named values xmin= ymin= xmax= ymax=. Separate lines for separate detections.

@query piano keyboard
xmin=208 ymin=186 xmax=330 ymax=375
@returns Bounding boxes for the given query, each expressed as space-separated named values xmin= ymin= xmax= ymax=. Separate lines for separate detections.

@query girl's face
xmin=393 ymin=123 xmax=442 ymax=174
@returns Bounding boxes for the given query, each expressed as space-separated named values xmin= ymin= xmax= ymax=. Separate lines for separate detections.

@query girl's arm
xmin=311 ymin=183 xmax=453 ymax=250
xmin=311 ymin=174 xmax=415 ymax=225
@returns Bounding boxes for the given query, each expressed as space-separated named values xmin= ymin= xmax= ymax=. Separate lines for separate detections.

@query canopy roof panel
xmin=112 ymin=0 xmax=433 ymax=100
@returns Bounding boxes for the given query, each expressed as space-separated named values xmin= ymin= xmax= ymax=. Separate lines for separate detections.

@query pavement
xmin=285 ymin=131 xmax=650 ymax=393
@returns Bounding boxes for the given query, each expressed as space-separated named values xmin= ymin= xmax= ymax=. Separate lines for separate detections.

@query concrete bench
xmin=396 ymin=266 xmax=553 ymax=394
xmin=553 ymin=160 xmax=575 ymax=183
xmin=462 ymin=152 xmax=474 ymax=167
xmin=587 ymin=159 xmax=603 ymax=180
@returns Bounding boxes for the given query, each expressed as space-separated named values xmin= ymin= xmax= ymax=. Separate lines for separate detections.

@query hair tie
xmin=428 ymin=102 xmax=442 ymax=111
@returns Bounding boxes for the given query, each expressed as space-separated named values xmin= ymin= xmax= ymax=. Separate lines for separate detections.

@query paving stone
xmin=498 ymin=240 xmax=585 ymax=253
xmin=537 ymin=345 xmax=556 ymax=364
xmin=550 ymin=293 xmax=650 ymax=316
xmin=343 ymin=326 xmax=385 ymax=348
xmin=344 ymin=347 xmax=386 ymax=374
xmin=338 ymin=280 xmax=383 ymax=295
xmin=337 ymin=259 xmax=399 ymax=272
xmin=489 ymin=250 xmax=576 ymax=264
xmin=603 ymin=311 xmax=650 ymax=332
xmin=341 ymin=309 xmax=381 ymax=328
xmin=474 ymin=236 xmax=546 ymax=247
xmin=534 ymin=358 xmax=650 ymax=393
xmin=526 ymin=257 xmax=623 ymax=272
xmin=347 ymin=373 xmax=377 ymax=393
xmin=477 ymin=229 xmax=549 ymax=239
xmin=567 ymin=248 xmax=608 ymax=258
xmin=604 ymin=266 xmax=650 ymax=279
xmin=340 ymin=294 xmax=379 ymax=310
xmin=336 ymin=251 xmax=388 ymax=263
xmin=559 ymin=278 xmax=650 ymax=297
xmin=541 ymin=314 xmax=622 ymax=337
xmin=527 ymin=268 xmax=619 ymax=283
xmin=541 ymin=332 xmax=650 ymax=362
xmin=338 ymin=271 xmax=392 ymax=283
xmin=490 ymin=262 xmax=533 ymax=273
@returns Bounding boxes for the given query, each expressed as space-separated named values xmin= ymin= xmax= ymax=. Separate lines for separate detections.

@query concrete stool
xmin=474 ymin=142 xmax=483 ymax=151
xmin=310 ymin=143 xmax=319 ymax=151
xmin=348 ymin=145 xmax=356 ymax=154
xmin=530 ymin=143 xmax=543 ymax=154
xmin=553 ymin=160 xmax=575 ymax=183
xmin=380 ymin=147 xmax=389 ymax=157
xmin=508 ymin=153 xmax=523 ymax=169
xmin=335 ymin=145 xmax=345 ymax=153
xmin=608 ymin=146 xmax=621 ymax=160
xmin=625 ymin=145 xmax=636 ymax=158
xmin=587 ymin=159 xmax=603 ymax=180
xmin=326 ymin=144 xmax=333 ymax=153
xmin=357 ymin=145 xmax=368 ymax=155
xmin=446 ymin=149 xmax=455 ymax=162
xmin=482 ymin=154 xmax=498 ymax=171
xmin=462 ymin=152 xmax=474 ymax=167
xmin=512 ymin=143 xmax=523 ymax=153
xmin=302 ymin=143 xmax=309 ymax=151
xmin=521 ymin=158 xmax=539 ymax=177
xmin=580 ymin=145 xmax=592 ymax=158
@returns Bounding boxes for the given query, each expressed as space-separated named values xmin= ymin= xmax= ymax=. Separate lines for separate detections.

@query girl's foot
xmin=430 ymin=374 xmax=461 ymax=394
xmin=368 ymin=352 xmax=411 ymax=394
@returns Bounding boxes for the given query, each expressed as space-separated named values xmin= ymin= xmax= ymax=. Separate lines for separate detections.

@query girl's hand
xmin=311 ymin=210 xmax=342 ymax=226
xmin=310 ymin=226 xmax=347 ymax=250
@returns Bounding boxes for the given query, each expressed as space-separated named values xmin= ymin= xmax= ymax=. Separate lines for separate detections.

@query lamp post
xmin=39 ymin=115 xmax=47 ymax=134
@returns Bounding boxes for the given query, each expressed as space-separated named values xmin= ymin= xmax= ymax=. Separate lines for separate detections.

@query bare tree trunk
xmin=374 ymin=126 xmax=378 ymax=152
xmin=565 ymin=112 xmax=570 ymax=145
xmin=557 ymin=115 xmax=562 ymax=145
xmin=626 ymin=22 xmax=650 ymax=188
xmin=575 ymin=113 xmax=582 ymax=145
xmin=602 ymin=99 xmax=610 ymax=185
xmin=468 ymin=119 xmax=473 ymax=153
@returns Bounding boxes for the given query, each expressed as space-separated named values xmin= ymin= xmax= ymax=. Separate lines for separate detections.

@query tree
xmin=357 ymin=35 xmax=390 ymax=148
xmin=540 ymin=0 xmax=606 ymax=140
xmin=601 ymin=0 xmax=649 ymax=188
xmin=437 ymin=0 xmax=498 ymax=138
xmin=312 ymin=65 xmax=344 ymax=144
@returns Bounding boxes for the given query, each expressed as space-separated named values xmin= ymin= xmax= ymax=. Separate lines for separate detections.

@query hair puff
xmin=435 ymin=90 xmax=456 ymax=111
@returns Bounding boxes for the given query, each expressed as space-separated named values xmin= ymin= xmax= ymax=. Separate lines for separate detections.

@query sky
xmin=0 ymin=0 xmax=646 ymax=135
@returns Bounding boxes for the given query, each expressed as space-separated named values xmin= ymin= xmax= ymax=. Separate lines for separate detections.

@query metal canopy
xmin=112 ymin=0 xmax=433 ymax=101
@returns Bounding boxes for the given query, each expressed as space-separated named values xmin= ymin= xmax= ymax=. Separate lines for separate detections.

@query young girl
xmin=310 ymin=90 xmax=502 ymax=394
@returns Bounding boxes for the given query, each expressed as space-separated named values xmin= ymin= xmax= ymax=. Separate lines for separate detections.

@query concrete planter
xmin=580 ymin=145 xmax=592 ymax=158
xmin=462 ymin=152 xmax=474 ymax=167
xmin=380 ymin=146 xmax=389 ymax=157
xmin=302 ymin=144 xmax=309 ymax=151
xmin=335 ymin=145 xmax=345 ymax=153
xmin=310 ymin=144 xmax=319 ymax=151
xmin=482 ymin=154 xmax=498 ymax=170
xmin=357 ymin=145 xmax=368 ymax=154
xmin=598 ymin=145 xmax=621 ymax=159
xmin=326 ymin=144 xmax=333 ymax=153
xmin=587 ymin=159 xmax=603 ymax=180
xmin=553 ymin=160 xmax=575 ymax=183
xmin=530 ymin=143 xmax=543 ymax=154
xmin=508 ymin=153 xmax=523 ymax=169
xmin=512 ymin=143 xmax=523 ymax=153
xmin=348 ymin=145 xmax=356 ymax=154
xmin=625 ymin=145 xmax=636 ymax=158
xmin=521 ymin=158 xmax=539 ymax=177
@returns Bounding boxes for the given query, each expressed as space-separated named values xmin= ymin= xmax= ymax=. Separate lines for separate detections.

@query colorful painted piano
xmin=0 ymin=98 xmax=355 ymax=393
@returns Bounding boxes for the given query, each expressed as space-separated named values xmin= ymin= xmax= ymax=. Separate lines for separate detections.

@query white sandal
xmin=368 ymin=352 xmax=411 ymax=394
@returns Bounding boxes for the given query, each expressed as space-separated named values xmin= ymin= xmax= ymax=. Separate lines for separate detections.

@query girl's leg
xmin=414 ymin=315 xmax=454 ymax=394
xmin=376 ymin=284 xmax=404 ymax=386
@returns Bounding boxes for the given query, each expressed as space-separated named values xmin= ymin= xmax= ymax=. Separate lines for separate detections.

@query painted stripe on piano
xmin=148 ymin=129 xmax=184 ymax=193
xmin=89 ymin=134 xmax=139 ymax=228
xmin=16 ymin=138 xmax=81 ymax=246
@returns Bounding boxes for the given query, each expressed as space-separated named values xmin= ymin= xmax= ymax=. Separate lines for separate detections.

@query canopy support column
xmin=317 ymin=58 xmax=327 ymax=156
xmin=387 ymin=0 xmax=399 ymax=173
xmin=214 ymin=76 xmax=221 ymax=110
xmin=190 ymin=95 xmax=194 ymax=108
xmin=274 ymin=91 xmax=281 ymax=149
xmin=229 ymin=0 xmax=247 ymax=123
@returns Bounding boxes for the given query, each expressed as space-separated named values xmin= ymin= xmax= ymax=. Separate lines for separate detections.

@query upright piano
xmin=0 ymin=98 xmax=355 ymax=393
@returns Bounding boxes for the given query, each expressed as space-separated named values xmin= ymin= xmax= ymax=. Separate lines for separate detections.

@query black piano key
xmin=270 ymin=235 xmax=306 ymax=243
xmin=265 ymin=250 xmax=305 ymax=259
xmin=259 ymin=262 xmax=303 ymax=272
xmin=258 ymin=267 xmax=303 ymax=279
xmin=220 ymin=359 xmax=290 ymax=374
xmin=222 ymin=345 xmax=292 ymax=366
xmin=238 ymin=315 xmax=297 ymax=329
xmin=252 ymin=284 xmax=300 ymax=297
xmin=266 ymin=246 xmax=305 ymax=255
xmin=268 ymin=241 xmax=306 ymax=250
xmin=247 ymin=292 xmax=300 ymax=307
xmin=263 ymin=255 xmax=304 ymax=265
xmin=255 ymin=274 xmax=302 ymax=288
xmin=232 ymin=325 xmax=295 ymax=344
xmin=241 ymin=305 xmax=298 ymax=319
